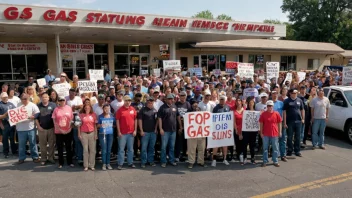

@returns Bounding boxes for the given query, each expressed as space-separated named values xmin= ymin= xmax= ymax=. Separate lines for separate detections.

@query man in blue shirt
xmin=272 ymin=90 xmax=287 ymax=162
xmin=44 ymin=69 xmax=55 ymax=85
xmin=0 ymin=92 xmax=17 ymax=158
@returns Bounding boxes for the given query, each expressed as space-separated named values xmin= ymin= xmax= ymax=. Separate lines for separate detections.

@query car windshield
xmin=344 ymin=91 xmax=352 ymax=106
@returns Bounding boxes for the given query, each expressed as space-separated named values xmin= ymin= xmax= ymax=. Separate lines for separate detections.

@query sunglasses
xmin=21 ymin=98 xmax=28 ymax=100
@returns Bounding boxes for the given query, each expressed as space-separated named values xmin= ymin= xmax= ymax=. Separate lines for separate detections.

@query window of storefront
xmin=114 ymin=45 xmax=150 ymax=76
xmin=198 ymin=55 xmax=220 ymax=72
xmin=220 ymin=55 xmax=226 ymax=71
xmin=280 ymin=56 xmax=297 ymax=71
xmin=193 ymin=56 xmax=199 ymax=67
xmin=249 ymin=54 xmax=270 ymax=70
xmin=307 ymin=59 xmax=319 ymax=70
xmin=235 ymin=55 xmax=243 ymax=63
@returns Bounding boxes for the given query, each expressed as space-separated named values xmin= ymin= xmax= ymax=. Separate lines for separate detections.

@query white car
xmin=323 ymin=86 xmax=352 ymax=144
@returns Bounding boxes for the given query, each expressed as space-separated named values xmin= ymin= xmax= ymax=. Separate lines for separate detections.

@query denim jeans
xmin=263 ymin=136 xmax=279 ymax=164
xmin=312 ymin=119 xmax=326 ymax=147
xmin=287 ymin=122 xmax=302 ymax=155
xmin=18 ymin=129 xmax=39 ymax=161
xmin=118 ymin=133 xmax=134 ymax=165
xmin=2 ymin=124 xmax=17 ymax=155
xmin=99 ymin=133 xmax=113 ymax=165
xmin=161 ymin=132 xmax=176 ymax=164
xmin=279 ymin=126 xmax=287 ymax=157
xmin=73 ymin=128 xmax=83 ymax=161
xmin=141 ymin=132 xmax=157 ymax=164
xmin=300 ymin=124 xmax=305 ymax=142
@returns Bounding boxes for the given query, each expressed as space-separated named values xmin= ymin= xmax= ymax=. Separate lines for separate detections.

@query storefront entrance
xmin=62 ymin=54 xmax=87 ymax=79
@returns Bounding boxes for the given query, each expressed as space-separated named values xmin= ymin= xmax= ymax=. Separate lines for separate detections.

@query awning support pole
xmin=169 ymin=38 xmax=176 ymax=60
xmin=55 ymin=34 xmax=62 ymax=75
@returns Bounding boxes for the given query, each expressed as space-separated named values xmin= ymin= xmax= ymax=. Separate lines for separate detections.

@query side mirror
xmin=335 ymin=100 xmax=344 ymax=107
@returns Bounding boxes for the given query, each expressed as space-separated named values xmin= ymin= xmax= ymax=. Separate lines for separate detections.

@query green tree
xmin=216 ymin=14 xmax=232 ymax=20
xmin=281 ymin=0 xmax=352 ymax=49
xmin=192 ymin=10 xmax=233 ymax=20
xmin=263 ymin=19 xmax=295 ymax=40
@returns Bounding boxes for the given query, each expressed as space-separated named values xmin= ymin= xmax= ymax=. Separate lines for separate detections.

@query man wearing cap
xmin=211 ymin=95 xmax=231 ymax=167
xmin=175 ymin=91 xmax=192 ymax=162
xmin=157 ymin=94 xmax=183 ymax=167
xmin=111 ymin=90 xmax=124 ymax=113
xmin=259 ymin=100 xmax=282 ymax=167
xmin=131 ymin=93 xmax=145 ymax=160
xmin=15 ymin=93 xmax=40 ymax=164
xmin=152 ymin=87 xmax=164 ymax=111
xmin=185 ymin=86 xmax=194 ymax=103
xmin=138 ymin=97 xmax=158 ymax=168
xmin=108 ymin=86 xmax=116 ymax=101
xmin=116 ymin=95 xmax=137 ymax=170
xmin=193 ymin=87 xmax=203 ymax=103
xmin=298 ymin=86 xmax=309 ymax=148
xmin=0 ymin=92 xmax=17 ymax=158
xmin=283 ymin=89 xmax=305 ymax=157
xmin=124 ymin=84 xmax=134 ymax=100
xmin=44 ymin=69 xmax=55 ymax=85
xmin=256 ymin=93 xmax=268 ymax=111
xmin=65 ymin=88 xmax=83 ymax=165
xmin=272 ymin=90 xmax=287 ymax=162
xmin=93 ymin=94 xmax=109 ymax=118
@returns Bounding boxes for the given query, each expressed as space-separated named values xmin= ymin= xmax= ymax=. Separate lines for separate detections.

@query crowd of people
xmin=0 ymin=67 xmax=335 ymax=170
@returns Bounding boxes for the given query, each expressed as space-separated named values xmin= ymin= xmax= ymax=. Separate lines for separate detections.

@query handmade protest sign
xmin=238 ymin=63 xmax=254 ymax=80
xmin=37 ymin=78 xmax=46 ymax=87
xmin=207 ymin=112 xmax=234 ymax=148
xmin=242 ymin=111 xmax=260 ymax=131
xmin=297 ymin=72 xmax=306 ymax=83
xmin=284 ymin=73 xmax=293 ymax=84
xmin=266 ymin=62 xmax=279 ymax=83
xmin=78 ymin=81 xmax=98 ymax=94
xmin=52 ymin=83 xmax=70 ymax=98
xmin=213 ymin=69 xmax=221 ymax=77
xmin=8 ymin=106 xmax=30 ymax=126
xmin=141 ymin=70 xmax=148 ymax=75
xmin=184 ymin=112 xmax=212 ymax=139
xmin=243 ymin=88 xmax=259 ymax=99
xmin=226 ymin=61 xmax=237 ymax=74
xmin=153 ymin=68 xmax=161 ymax=77
xmin=163 ymin=60 xmax=181 ymax=71
xmin=342 ymin=67 xmax=352 ymax=85
xmin=189 ymin=68 xmax=202 ymax=77
xmin=89 ymin=69 xmax=104 ymax=81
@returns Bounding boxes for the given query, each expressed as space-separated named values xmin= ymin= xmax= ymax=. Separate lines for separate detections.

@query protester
xmin=7 ymin=88 xmax=21 ymax=107
xmin=242 ymin=97 xmax=257 ymax=164
xmin=272 ymin=90 xmax=286 ymax=162
xmin=0 ymin=92 xmax=17 ymax=158
xmin=233 ymin=98 xmax=244 ymax=165
xmin=175 ymin=91 xmax=191 ymax=162
xmin=44 ymin=69 xmax=56 ymax=84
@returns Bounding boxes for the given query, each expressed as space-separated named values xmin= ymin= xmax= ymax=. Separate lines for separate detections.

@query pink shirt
xmin=79 ymin=113 xmax=97 ymax=133
xmin=52 ymin=105 xmax=73 ymax=134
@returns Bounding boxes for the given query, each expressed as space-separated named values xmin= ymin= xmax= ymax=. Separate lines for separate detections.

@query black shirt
xmin=137 ymin=106 xmax=157 ymax=132
xmin=131 ymin=102 xmax=145 ymax=113
xmin=283 ymin=97 xmax=304 ymax=124
xmin=175 ymin=101 xmax=192 ymax=118
xmin=157 ymin=103 xmax=179 ymax=132
xmin=36 ymin=102 xmax=56 ymax=129
xmin=0 ymin=101 xmax=16 ymax=125
xmin=213 ymin=104 xmax=231 ymax=113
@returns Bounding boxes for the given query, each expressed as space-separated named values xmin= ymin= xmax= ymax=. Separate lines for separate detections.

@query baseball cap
xmin=289 ymin=89 xmax=298 ymax=94
xmin=69 ymin=88 xmax=76 ymax=92
xmin=219 ymin=95 xmax=226 ymax=100
xmin=271 ymin=90 xmax=278 ymax=94
xmin=117 ymin=90 xmax=124 ymax=95
xmin=222 ymin=77 xmax=226 ymax=80
xmin=179 ymin=91 xmax=187 ymax=96
xmin=166 ymin=94 xmax=175 ymax=99
xmin=204 ymin=91 xmax=211 ymax=96
xmin=124 ymin=84 xmax=130 ymax=88
xmin=58 ymin=96 xmax=65 ymax=101
xmin=98 ymin=94 xmax=105 ymax=99
xmin=109 ymin=86 xmax=115 ymax=89
xmin=135 ymin=93 xmax=142 ymax=98
xmin=0 ymin=92 xmax=8 ymax=98
xmin=300 ymin=85 xmax=306 ymax=89
xmin=123 ymin=95 xmax=132 ymax=101
xmin=266 ymin=100 xmax=274 ymax=106
xmin=186 ymin=86 xmax=192 ymax=90
xmin=260 ymin=93 xmax=268 ymax=98
xmin=154 ymin=86 xmax=160 ymax=93
xmin=147 ymin=96 xmax=155 ymax=101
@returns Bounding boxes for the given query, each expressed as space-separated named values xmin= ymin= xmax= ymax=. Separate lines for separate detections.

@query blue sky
xmin=0 ymin=0 xmax=288 ymax=22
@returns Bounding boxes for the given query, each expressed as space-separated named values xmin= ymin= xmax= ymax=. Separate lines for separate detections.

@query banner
xmin=78 ymin=81 xmax=98 ymax=94
xmin=89 ymin=69 xmax=104 ymax=81
xmin=237 ymin=63 xmax=254 ymax=80
xmin=266 ymin=62 xmax=280 ymax=83
xmin=297 ymin=72 xmax=306 ymax=83
xmin=242 ymin=111 xmax=260 ymax=131
xmin=184 ymin=112 xmax=212 ymax=139
xmin=226 ymin=61 xmax=237 ymax=74
xmin=284 ymin=73 xmax=292 ymax=84
xmin=153 ymin=69 xmax=161 ymax=77
xmin=8 ymin=106 xmax=30 ymax=126
xmin=243 ymin=88 xmax=259 ymax=99
xmin=0 ymin=43 xmax=47 ymax=54
xmin=141 ymin=70 xmax=149 ymax=75
xmin=60 ymin=43 xmax=94 ymax=54
xmin=52 ymin=83 xmax=71 ymax=98
xmin=342 ymin=67 xmax=352 ymax=85
xmin=163 ymin=60 xmax=181 ymax=70
xmin=37 ymin=78 xmax=46 ymax=87
xmin=213 ymin=69 xmax=221 ymax=77
xmin=207 ymin=112 xmax=234 ymax=148
xmin=188 ymin=68 xmax=202 ymax=77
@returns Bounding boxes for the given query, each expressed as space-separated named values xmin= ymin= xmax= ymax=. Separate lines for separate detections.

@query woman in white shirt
xmin=7 ymin=88 xmax=21 ymax=107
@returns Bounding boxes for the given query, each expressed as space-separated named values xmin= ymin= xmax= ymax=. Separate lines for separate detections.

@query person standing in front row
xmin=310 ymin=88 xmax=330 ymax=150
xmin=79 ymin=104 xmax=97 ymax=171
xmin=283 ymin=89 xmax=305 ymax=157
xmin=0 ymin=92 xmax=17 ymax=158
xmin=15 ymin=93 xmax=40 ymax=165
xmin=259 ymin=100 xmax=282 ymax=167
xmin=138 ymin=97 xmax=158 ymax=168
xmin=158 ymin=94 xmax=183 ymax=168
xmin=116 ymin=95 xmax=137 ymax=170
xmin=97 ymin=104 xmax=115 ymax=171
xmin=35 ymin=92 xmax=57 ymax=166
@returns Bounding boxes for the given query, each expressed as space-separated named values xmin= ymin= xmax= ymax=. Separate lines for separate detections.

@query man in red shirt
xmin=116 ymin=95 xmax=137 ymax=170
xmin=259 ymin=100 xmax=282 ymax=167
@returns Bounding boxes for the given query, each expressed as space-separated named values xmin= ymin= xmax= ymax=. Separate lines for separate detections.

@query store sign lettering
xmin=232 ymin=23 xmax=275 ymax=33
xmin=152 ymin=18 xmax=187 ymax=28
xmin=191 ymin=20 xmax=229 ymax=30
xmin=86 ymin=13 xmax=145 ymax=25
xmin=43 ymin=10 xmax=77 ymax=22
xmin=3 ymin=6 xmax=32 ymax=20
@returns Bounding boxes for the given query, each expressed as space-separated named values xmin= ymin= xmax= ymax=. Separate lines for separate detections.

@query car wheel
xmin=345 ymin=122 xmax=352 ymax=145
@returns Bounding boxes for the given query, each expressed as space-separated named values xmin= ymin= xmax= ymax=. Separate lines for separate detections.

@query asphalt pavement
xmin=0 ymin=129 xmax=351 ymax=198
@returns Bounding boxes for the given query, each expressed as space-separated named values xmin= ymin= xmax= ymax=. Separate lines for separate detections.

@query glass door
xmin=140 ymin=54 xmax=149 ymax=75
xmin=76 ymin=54 xmax=87 ymax=79
xmin=130 ymin=55 xmax=140 ymax=76
xmin=62 ymin=54 xmax=74 ymax=79
xmin=62 ymin=54 xmax=87 ymax=79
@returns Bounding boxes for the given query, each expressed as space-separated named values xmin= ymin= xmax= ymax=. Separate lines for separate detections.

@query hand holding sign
xmin=8 ymin=106 xmax=30 ymax=126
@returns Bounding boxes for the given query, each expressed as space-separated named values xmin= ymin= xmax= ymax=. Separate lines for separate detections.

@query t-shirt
xmin=283 ymin=97 xmax=304 ymax=124
xmin=175 ymin=101 xmax=192 ymax=118
xmin=255 ymin=103 xmax=267 ymax=111
xmin=273 ymin=100 xmax=284 ymax=118
xmin=234 ymin=110 xmax=243 ymax=133
xmin=153 ymin=99 xmax=164 ymax=111
xmin=310 ymin=97 xmax=330 ymax=119
xmin=137 ymin=106 xmax=158 ymax=132
xmin=65 ymin=96 xmax=83 ymax=114
xmin=36 ymin=102 xmax=56 ymax=129
xmin=157 ymin=103 xmax=179 ymax=132
xmin=0 ymin=101 xmax=16 ymax=124
xmin=16 ymin=102 xmax=40 ymax=131
xmin=198 ymin=101 xmax=215 ymax=112
xmin=111 ymin=100 xmax=124 ymax=113
xmin=98 ymin=113 xmax=115 ymax=134
xmin=93 ymin=103 xmax=111 ymax=119
xmin=259 ymin=111 xmax=282 ymax=137
xmin=52 ymin=105 xmax=73 ymax=134
xmin=213 ymin=104 xmax=231 ymax=113
xmin=8 ymin=96 xmax=21 ymax=107
xmin=131 ymin=102 xmax=145 ymax=114
xmin=79 ymin=113 xmax=97 ymax=133
xmin=116 ymin=106 xmax=137 ymax=134
xmin=226 ymin=100 xmax=236 ymax=111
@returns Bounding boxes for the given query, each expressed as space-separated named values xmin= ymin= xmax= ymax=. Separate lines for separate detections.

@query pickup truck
xmin=323 ymin=86 xmax=352 ymax=144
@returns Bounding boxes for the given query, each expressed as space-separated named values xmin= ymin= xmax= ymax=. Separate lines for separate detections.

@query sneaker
xmin=161 ymin=163 xmax=166 ymax=168
xmin=211 ymin=160 xmax=216 ymax=167
xmin=274 ymin=163 xmax=280 ymax=167
xmin=40 ymin=161 xmax=46 ymax=166
xmin=102 ymin=164 xmax=107 ymax=171
xmin=14 ymin=160 xmax=25 ymax=165
xmin=117 ymin=165 xmax=123 ymax=170
xmin=170 ymin=162 xmax=177 ymax=166
xmin=281 ymin=157 xmax=288 ymax=162
xmin=33 ymin=159 xmax=40 ymax=163
xmin=175 ymin=158 xmax=180 ymax=162
xmin=230 ymin=159 xmax=236 ymax=163
xmin=4 ymin=155 xmax=9 ymax=159
xmin=107 ymin=164 xmax=113 ymax=170
xmin=141 ymin=164 xmax=146 ymax=168
xmin=188 ymin=163 xmax=193 ymax=169
xmin=319 ymin=146 xmax=326 ymax=150
xmin=261 ymin=163 xmax=267 ymax=167
xmin=149 ymin=162 xmax=156 ymax=167
xmin=223 ymin=160 xmax=230 ymax=166
xmin=128 ymin=164 xmax=136 ymax=168
xmin=312 ymin=146 xmax=316 ymax=150
xmin=198 ymin=163 xmax=207 ymax=168
xmin=251 ymin=158 xmax=256 ymax=164
xmin=243 ymin=159 xmax=248 ymax=165
xmin=295 ymin=153 xmax=302 ymax=157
